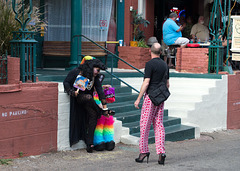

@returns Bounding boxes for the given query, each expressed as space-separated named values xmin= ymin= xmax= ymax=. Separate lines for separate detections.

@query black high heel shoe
xmin=158 ymin=153 xmax=166 ymax=165
xmin=135 ymin=152 xmax=150 ymax=163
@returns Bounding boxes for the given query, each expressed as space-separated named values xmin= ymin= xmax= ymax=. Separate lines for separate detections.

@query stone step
xmin=114 ymin=92 xmax=139 ymax=103
xmin=169 ymin=78 xmax=217 ymax=87
xmin=108 ymin=101 xmax=142 ymax=113
xmin=116 ymin=110 xmax=169 ymax=123
xmin=132 ymin=124 xmax=195 ymax=143
xmin=123 ymin=116 xmax=181 ymax=134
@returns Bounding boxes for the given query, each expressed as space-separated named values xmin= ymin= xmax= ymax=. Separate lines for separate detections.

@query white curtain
xmin=82 ymin=0 xmax=113 ymax=41
xmin=45 ymin=0 xmax=71 ymax=41
xmin=45 ymin=0 xmax=113 ymax=42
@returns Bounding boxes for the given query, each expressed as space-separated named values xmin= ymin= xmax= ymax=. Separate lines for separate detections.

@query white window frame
xmin=138 ymin=0 xmax=146 ymax=19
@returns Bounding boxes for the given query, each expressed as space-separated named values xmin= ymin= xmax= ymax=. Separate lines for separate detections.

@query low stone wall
xmin=8 ymin=57 xmax=20 ymax=84
xmin=0 ymin=82 xmax=58 ymax=159
xmin=0 ymin=57 xmax=58 ymax=159
xmin=227 ymin=73 xmax=240 ymax=129
xmin=176 ymin=48 xmax=209 ymax=74
xmin=118 ymin=46 xmax=151 ymax=69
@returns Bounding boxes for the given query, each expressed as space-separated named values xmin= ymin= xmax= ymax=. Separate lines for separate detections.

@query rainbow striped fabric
xmin=93 ymin=91 xmax=114 ymax=145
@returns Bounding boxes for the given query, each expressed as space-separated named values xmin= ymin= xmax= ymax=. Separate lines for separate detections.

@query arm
xmin=94 ymin=77 xmax=107 ymax=109
xmin=167 ymin=79 xmax=170 ymax=89
xmin=191 ymin=34 xmax=196 ymax=42
xmin=63 ymin=68 xmax=78 ymax=97
xmin=176 ymin=25 xmax=183 ymax=32
xmin=134 ymin=78 xmax=150 ymax=109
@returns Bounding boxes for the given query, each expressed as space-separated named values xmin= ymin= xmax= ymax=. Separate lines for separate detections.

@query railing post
xmin=20 ymin=43 xmax=26 ymax=82
xmin=208 ymin=0 xmax=226 ymax=74
xmin=0 ymin=53 xmax=8 ymax=84
xmin=10 ymin=0 xmax=37 ymax=83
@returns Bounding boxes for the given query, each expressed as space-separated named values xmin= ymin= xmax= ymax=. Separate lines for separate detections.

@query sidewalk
xmin=1 ymin=129 xmax=240 ymax=171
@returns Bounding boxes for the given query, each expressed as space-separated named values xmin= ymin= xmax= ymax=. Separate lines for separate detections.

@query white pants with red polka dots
xmin=139 ymin=94 xmax=165 ymax=154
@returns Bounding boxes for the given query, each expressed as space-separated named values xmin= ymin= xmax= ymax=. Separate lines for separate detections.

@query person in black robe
xmin=63 ymin=58 xmax=111 ymax=153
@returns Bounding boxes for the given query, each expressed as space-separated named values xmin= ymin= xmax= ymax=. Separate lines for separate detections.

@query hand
xmin=134 ymin=99 xmax=140 ymax=109
xmin=103 ymin=85 xmax=112 ymax=89
xmin=74 ymin=90 xmax=79 ymax=97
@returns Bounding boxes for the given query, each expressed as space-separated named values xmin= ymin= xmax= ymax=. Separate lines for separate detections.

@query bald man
xmin=134 ymin=43 xmax=169 ymax=163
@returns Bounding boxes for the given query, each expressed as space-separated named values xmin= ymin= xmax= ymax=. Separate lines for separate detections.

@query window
xmin=138 ymin=0 xmax=146 ymax=19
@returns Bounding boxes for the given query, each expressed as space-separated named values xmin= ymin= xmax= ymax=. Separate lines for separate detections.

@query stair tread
xmin=116 ymin=109 xmax=168 ymax=116
xmin=122 ymin=116 xmax=181 ymax=128
xmin=115 ymin=93 xmax=138 ymax=97
xmin=132 ymin=124 xmax=194 ymax=137
xmin=108 ymin=101 xmax=142 ymax=107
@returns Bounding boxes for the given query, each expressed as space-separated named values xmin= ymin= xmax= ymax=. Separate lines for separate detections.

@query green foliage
xmin=137 ymin=39 xmax=149 ymax=48
xmin=131 ymin=9 xmax=150 ymax=41
xmin=18 ymin=151 xmax=23 ymax=157
xmin=0 ymin=159 xmax=13 ymax=165
xmin=0 ymin=0 xmax=47 ymax=55
xmin=0 ymin=0 xmax=19 ymax=55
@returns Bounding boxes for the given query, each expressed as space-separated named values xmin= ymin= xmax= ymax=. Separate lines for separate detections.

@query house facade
xmin=36 ymin=0 xmax=214 ymax=68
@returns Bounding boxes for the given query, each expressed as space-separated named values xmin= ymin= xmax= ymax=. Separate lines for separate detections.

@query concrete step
xmin=115 ymin=92 xmax=139 ymax=103
xmin=169 ymin=78 xmax=217 ymax=87
xmin=132 ymin=124 xmax=195 ymax=143
xmin=116 ymin=110 xmax=169 ymax=123
xmin=123 ymin=116 xmax=181 ymax=134
xmin=108 ymin=101 xmax=142 ymax=113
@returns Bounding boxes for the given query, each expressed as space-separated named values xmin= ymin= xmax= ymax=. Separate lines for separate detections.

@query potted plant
xmin=130 ymin=9 xmax=150 ymax=47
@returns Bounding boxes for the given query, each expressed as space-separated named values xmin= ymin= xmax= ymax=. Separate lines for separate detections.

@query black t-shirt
xmin=144 ymin=57 xmax=169 ymax=94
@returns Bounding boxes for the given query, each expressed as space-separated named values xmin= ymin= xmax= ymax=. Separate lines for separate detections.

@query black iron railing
xmin=72 ymin=35 xmax=144 ymax=93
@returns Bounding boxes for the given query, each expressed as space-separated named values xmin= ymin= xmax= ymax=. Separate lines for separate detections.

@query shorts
xmin=174 ymin=37 xmax=189 ymax=46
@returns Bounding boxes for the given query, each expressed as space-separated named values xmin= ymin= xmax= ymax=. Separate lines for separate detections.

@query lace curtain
xmin=45 ymin=0 xmax=113 ymax=41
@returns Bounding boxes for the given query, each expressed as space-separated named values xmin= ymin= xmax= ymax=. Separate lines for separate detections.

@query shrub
xmin=0 ymin=0 xmax=47 ymax=55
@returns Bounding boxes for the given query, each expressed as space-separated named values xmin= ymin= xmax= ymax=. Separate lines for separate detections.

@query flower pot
xmin=130 ymin=41 xmax=138 ymax=47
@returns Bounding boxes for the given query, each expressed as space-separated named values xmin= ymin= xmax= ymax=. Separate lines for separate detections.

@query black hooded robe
xmin=63 ymin=67 xmax=105 ymax=146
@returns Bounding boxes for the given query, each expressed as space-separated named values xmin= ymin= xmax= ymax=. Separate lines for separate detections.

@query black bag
xmin=148 ymin=70 xmax=170 ymax=106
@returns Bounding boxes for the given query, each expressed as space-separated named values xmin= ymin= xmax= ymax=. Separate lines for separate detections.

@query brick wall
xmin=0 ymin=56 xmax=58 ymax=159
xmin=176 ymin=48 xmax=209 ymax=74
xmin=0 ymin=82 xmax=58 ymax=159
xmin=227 ymin=74 xmax=240 ymax=129
xmin=124 ymin=0 xmax=154 ymax=46
xmin=118 ymin=46 xmax=151 ymax=69
xmin=8 ymin=57 xmax=20 ymax=84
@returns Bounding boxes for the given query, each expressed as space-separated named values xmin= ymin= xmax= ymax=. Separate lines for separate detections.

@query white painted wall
xmin=186 ymin=76 xmax=228 ymax=132
xmin=121 ymin=76 xmax=228 ymax=133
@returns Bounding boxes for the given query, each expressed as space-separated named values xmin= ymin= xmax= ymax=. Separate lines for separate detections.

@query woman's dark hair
xmin=78 ymin=59 xmax=107 ymax=81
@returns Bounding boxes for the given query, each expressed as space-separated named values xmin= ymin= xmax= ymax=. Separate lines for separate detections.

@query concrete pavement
xmin=1 ymin=129 xmax=240 ymax=171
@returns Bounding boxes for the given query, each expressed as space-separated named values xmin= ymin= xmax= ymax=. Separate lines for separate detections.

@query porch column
xmin=117 ymin=0 xmax=125 ymax=42
xmin=70 ymin=0 xmax=82 ymax=68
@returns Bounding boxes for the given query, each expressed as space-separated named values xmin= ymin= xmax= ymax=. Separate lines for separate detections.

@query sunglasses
xmin=96 ymin=68 xmax=100 ymax=72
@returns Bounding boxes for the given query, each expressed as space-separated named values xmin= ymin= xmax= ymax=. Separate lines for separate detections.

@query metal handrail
xmin=105 ymin=70 xmax=140 ymax=93
xmin=72 ymin=35 xmax=144 ymax=75
xmin=72 ymin=34 xmax=143 ymax=93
